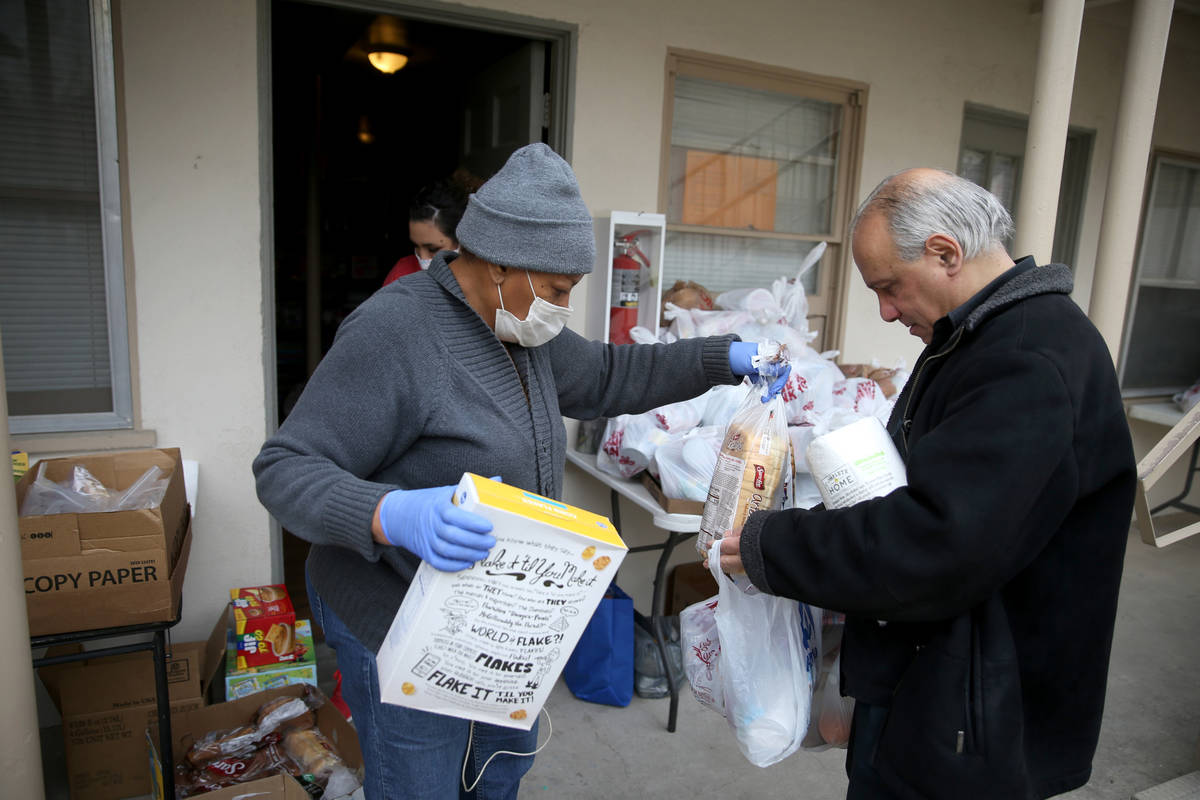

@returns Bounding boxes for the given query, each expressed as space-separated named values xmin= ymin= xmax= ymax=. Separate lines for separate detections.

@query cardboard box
xmin=230 ymin=584 xmax=298 ymax=668
xmin=667 ymin=560 xmax=718 ymax=615
xmin=16 ymin=447 xmax=191 ymax=636
xmin=149 ymin=685 xmax=362 ymax=800
xmin=225 ymin=619 xmax=318 ymax=700
xmin=640 ymin=471 xmax=706 ymax=516
xmin=37 ymin=640 xmax=217 ymax=800
xmin=376 ymin=473 xmax=627 ymax=730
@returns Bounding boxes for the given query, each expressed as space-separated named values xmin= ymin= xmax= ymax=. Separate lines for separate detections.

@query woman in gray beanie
xmin=254 ymin=143 xmax=783 ymax=799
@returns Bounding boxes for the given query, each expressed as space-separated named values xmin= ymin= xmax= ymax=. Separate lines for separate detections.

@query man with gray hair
xmin=718 ymin=168 xmax=1136 ymax=798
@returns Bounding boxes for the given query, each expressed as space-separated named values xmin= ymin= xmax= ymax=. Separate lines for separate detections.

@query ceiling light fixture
xmin=366 ymin=16 xmax=410 ymax=75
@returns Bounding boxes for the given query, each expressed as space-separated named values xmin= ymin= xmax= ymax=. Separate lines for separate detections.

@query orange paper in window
xmin=681 ymin=151 xmax=778 ymax=231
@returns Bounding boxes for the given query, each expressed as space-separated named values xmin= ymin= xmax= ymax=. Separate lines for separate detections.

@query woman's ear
xmin=485 ymin=261 xmax=508 ymax=286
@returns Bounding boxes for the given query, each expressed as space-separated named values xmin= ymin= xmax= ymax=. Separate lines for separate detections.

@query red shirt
xmin=382 ymin=255 xmax=421 ymax=286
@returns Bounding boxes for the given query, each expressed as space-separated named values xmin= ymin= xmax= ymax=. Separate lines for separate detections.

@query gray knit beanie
xmin=456 ymin=143 xmax=595 ymax=275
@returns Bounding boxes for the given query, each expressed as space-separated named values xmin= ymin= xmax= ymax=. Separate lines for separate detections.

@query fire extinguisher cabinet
xmin=588 ymin=210 xmax=667 ymax=344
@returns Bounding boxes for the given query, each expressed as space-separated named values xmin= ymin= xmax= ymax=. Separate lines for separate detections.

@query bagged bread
xmin=696 ymin=347 xmax=794 ymax=557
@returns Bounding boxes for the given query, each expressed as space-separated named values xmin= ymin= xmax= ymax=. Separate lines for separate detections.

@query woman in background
xmin=382 ymin=170 xmax=480 ymax=285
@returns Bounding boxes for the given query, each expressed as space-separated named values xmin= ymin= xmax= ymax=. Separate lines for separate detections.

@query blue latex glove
xmin=378 ymin=486 xmax=496 ymax=572
xmin=728 ymin=341 xmax=792 ymax=403
xmin=728 ymin=341 xmax=758 ymax=376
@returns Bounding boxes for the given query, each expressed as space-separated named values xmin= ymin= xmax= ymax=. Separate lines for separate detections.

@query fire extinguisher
xmin=609 ymin=230 xmax=652 ymax=345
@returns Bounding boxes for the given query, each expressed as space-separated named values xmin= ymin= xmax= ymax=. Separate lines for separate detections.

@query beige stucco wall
xmin=18 ymin=1 xmax=1193 ymax=633
xmin=116 ymin=0 xmax=272 ymax=641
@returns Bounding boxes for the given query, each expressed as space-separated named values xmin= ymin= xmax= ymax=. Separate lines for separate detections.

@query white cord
xmin=461 ymin=706 xmax=553 ymax=794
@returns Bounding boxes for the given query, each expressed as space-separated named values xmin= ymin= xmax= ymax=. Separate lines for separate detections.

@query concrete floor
xmin=39 ymin=526 xmax=1200 ymax=799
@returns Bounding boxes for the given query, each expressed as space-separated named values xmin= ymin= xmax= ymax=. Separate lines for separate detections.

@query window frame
xmin=658 ymin=48 xmax=867 ymax=352
xmin=956 ymin=103 xmax=1094 ymax=269
xmin=5 ymin=0 xmax=133 ymax=435
xmin=1119 ymin=149 xmax=1200 ymax=396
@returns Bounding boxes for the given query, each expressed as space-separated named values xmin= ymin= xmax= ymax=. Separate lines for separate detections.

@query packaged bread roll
xmin=697 ymin=353 xmax=794 ymax=558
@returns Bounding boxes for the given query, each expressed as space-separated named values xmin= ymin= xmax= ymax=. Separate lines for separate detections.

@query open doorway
xmin=270 ymin=0 xmax=569 ymax=615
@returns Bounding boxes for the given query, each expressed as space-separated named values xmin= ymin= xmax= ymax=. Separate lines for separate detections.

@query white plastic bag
xmin=831 ymin=377 xmax=889 ymax=417
xmin=707 ymin=546 xmax=817 ymax=767
xmin=700 ymin=383 xmax=750 ymax=429
xmin=653 ymin=426 xmax=723 ymax=502
xmin=650 ymin=395 xmax=707 ymax=434
xmin=680 ymin=594 xmax=723 ymax=716
xmin=595 ymin=415 xmax=639 ymax=478
xmin=618 ymin=412 xmax=673 ymax=477
xmin=814 ymin=654 xmax=854 ymax=748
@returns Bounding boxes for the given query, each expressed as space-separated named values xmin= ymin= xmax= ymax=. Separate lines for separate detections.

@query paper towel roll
xmin=805 ymin=416 xmax=906 ymax=509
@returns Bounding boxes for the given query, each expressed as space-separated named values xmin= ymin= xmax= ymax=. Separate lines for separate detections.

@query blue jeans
xmin=307 ymin=573 xmax=539 ymax=800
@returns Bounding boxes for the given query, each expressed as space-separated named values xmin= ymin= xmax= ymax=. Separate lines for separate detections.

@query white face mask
xmin=417 ymin=257 xmax=432 ymax=270
xmin=495 ymin=271 xmax=572 ymax=347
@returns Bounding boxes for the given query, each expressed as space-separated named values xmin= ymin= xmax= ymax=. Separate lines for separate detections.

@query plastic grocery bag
xmin=696 ymin=344 xmax=794 ymax=557
xmin=814 ymin=654 xmax=854 ymax=748
xmin=706 ymin=546 xmax=817 ymax=768
xmin=654 ymin=426 xmax=723 ymax=502
xmin=680 ymin=594 xmax=723 ymax=715
xmin=596 ymin=415 xmax=640 ymax=478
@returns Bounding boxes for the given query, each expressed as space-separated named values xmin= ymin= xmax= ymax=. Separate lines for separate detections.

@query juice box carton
xmin=230 ymin=584 xmax=298 ymax=668
xmin=376 ymin=473 xmax=627 ymax=730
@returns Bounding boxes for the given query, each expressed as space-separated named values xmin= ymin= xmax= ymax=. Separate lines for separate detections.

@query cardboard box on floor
xmin=15 ymin=447 xmax=191 ymax=636
xmin=36 ymin=634 xmax=223 ymax=800
xmin=149 ymin=685 xmax=362 ymax=800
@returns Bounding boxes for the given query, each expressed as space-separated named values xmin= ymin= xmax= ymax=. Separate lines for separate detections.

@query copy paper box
xmin=230 ymin=584 xmax=298 ymax=668
xmin=224 ymin=619 xmax=318 ymax=700
xmin=15 ymin=448 xmax=190 ymax=636
xmin=376 ymin=473 xmax=627 ymax=730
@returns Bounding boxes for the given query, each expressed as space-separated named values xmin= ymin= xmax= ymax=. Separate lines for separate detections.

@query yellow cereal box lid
xmin=458 ymin=473 xmax=625 ymax=550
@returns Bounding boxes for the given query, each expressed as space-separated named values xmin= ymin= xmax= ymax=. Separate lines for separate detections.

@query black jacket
xmin=740 ymin=258 xmax=1136 ymax=799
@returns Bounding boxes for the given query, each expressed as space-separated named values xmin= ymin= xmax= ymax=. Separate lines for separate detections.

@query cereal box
xmin=376 ymin=473 xmax=627 ymax=730
xmin=230 ymin=584 xmax=298 ymax=668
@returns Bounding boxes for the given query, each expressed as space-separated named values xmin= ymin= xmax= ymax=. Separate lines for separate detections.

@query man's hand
xmin=711 ymin=526 xmax=745 ymax=574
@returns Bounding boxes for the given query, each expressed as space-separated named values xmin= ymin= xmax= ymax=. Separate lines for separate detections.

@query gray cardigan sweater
xmin=254 ymin=253 xmax=739 ymax=651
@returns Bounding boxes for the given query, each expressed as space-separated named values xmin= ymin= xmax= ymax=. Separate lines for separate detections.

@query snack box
xmin=230 ymin=584 xmax=297 ymax=668
xmin=376 ymin=473 xmax=627 ymax=730
xmin=225 ymin=619 xmax=318 ymax=701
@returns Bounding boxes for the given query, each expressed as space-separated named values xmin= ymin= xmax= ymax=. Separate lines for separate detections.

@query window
xmin=660 ymin=51 xmax=866 ymax=351
xmin=957 ymin=104 xmax=1092 ymax=267
xmin=1120 ymin=154 xmax=1200 ymax=394
xmin=0 ymin=0 xmax=132 ymax=434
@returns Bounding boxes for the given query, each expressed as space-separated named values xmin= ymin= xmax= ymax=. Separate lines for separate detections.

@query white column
xmin=1089 ymin=0 xmax=1175 ymax=360
xmin=1013 ymin=0 xmax=1086 ymax=262
xmin=0 ymin=332 xmax=48 ymax=800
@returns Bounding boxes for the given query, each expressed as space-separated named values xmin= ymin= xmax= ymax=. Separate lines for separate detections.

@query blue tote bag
xmin=563 ymin=583 xmax=634 ymax=707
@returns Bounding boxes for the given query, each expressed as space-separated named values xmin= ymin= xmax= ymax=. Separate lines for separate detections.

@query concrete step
xmin=1134 ymin=771 xmax=1200 ymax=800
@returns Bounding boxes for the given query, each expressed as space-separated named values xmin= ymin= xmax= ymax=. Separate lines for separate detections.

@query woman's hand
xmin=728 ymin=342 xmax=791 ymax=402
xmin=373 ymin=486 xmax=496 ymax=571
